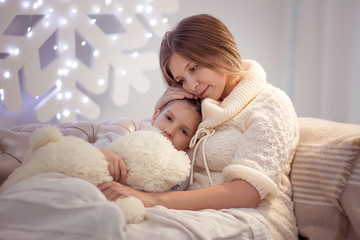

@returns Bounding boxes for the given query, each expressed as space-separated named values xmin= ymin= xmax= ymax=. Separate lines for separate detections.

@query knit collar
xmin=198 ymin=59 xmax=267 ymax=130
xmin=188 ymin=60 xmax=267 ymax=186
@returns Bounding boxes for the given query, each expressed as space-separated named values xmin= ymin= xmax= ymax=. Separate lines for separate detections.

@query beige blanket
xmin=0 ymin=173 xmax=271 ymax=240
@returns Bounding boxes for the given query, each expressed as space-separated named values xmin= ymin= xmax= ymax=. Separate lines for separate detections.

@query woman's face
xmin=168 ymin=53 xmax=229 ymax=101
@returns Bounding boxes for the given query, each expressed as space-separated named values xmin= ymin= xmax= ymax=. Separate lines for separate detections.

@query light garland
xmin=0 ymin=0 xmax=179 ymax=123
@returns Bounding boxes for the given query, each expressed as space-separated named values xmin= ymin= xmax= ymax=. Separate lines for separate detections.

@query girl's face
xmin=151 ymin=100 xmax=201 ymax=151
xmin=168 ymin=53 xmax=230 ymax=101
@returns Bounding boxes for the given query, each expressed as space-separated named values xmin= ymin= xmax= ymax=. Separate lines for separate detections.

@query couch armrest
xmin=0 ymin=118 xmax=151 ymax=185
xmin=291 ymin=117 xmax=360 ymax=240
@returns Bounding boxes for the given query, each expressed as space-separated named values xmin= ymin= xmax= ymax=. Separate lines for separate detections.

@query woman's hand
xmin=98 ymin=181 xmax=158 ymax=208
xmin=155 ymin=86 xmax=198 ymax=111
xmin=97 ymin=147 xmax=127 ymax=183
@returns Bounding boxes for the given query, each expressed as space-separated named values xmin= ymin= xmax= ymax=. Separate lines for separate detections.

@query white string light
xmin=62 ymin=109 xmax=70 ymax=117
xmin=136 ymin=4 xmax=144 ymax=13
xmin=0 ymin=0 xmax=171 ymax=123
xmin=55 ymin=79 xmax=62 ymax=89
xmin=97 ymin=78 xmax=105 ymax=86
xmin=126 ymin=17 xmax=133 ymax=24
xmin=64 ymin=91 xmax=72 ymax=99
xmin=56 ymin=93 xmax=63 ymax=100
xmin=145 ymin=32 xmax=152 ymax=39
xmin=3 ymin=71 xmax=10 ymax=79
xmin=132 ymin=51 xmax=139 ymax=58
xmin=93 ymin=50 xmax=99 ymax=57
xmin=82 ymin=96 xmax=89 ymax=103
xmin=0 ymin=88 xmax=4 ymax=101
xmin=149 ymin=18 xmax=157 ymax=26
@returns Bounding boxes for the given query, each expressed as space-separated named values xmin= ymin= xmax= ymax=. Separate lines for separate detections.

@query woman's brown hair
xmin=159 ymin=14 xmax=245 ymax=86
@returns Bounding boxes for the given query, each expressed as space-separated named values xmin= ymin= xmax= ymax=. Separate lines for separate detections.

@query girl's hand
xmin=155 ymin=86 xmax=198 ymax=111
xmin=97 ymin=147 xmax=127 ymax=183
xmin=98 ymin=181 xmax=158 ymax=208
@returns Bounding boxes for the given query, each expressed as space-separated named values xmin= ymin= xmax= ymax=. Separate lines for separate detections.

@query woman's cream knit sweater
xmin=187 ymin=60 xmax=299 ymax=239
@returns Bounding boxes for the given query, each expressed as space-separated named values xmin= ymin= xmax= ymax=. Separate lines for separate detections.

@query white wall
xmin=1 ymin=0 xmax=359 ymax=128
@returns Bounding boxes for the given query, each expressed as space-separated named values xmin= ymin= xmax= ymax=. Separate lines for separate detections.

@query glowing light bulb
xmin=56 ymin=93 xmax=63 ymax=100
xmin=56 ymin=113 xmax=61 ymax=120
xmin=149 ymin=19 xmax=157 ymax=26
xmin=145 ymin=6 xmax=153 ymax=13
xmin=0 ymin=88 xmax=4 ymax=101
xmin=56 ymin=79 xmax=62 ymax=88
xmin=71 ymin=61 xmax=78 ymax=69
xmin=3 ymin=71 xmax=10 ymax=79
xmin=145 ymin=32 xmax=152 ymax=39
xmin=63 ymin=109 xmax=70 ymax=117
xmin=60 ymin=18 xmax=67 ymax=26
xmin=90 ymin=18 xmax=96 ymax=24
xmin=126 ymin=17 xmax=133 ymax=24
xmin=35 ymin=95 xmax=39 ymax=99
xmin=81 ymin=41 xmax=87 ymax=46
xmin=65 ymin=91 xmax=72 ymax=99
xmin=27 ymin=31 xmax=33 ymax=38
xmin=22 ymin=1 xmax=30 ymax=8
xmin=121 ymin=70 xmax=126 ymax=76
xmin=98 ymin=78 xmax=105 ymax=86
xmin=93 ymin=50 xmax=99 ymax=57
xmin=117 ymin=7 xmax=123 ymax=12
xmin=82 ymin=96 xmax=89 ymax=103
xmin=162 ymin=18 xmax=168 ymax=23
xmin=136 ymin=4 xmax=144 ymax=13
xmin=71 ymin=8 xmax=77 ymax=14
xmin=112 ymin=35 xmax=118 ymax=40
xmin=53 ymin=45 xmax=58 ymax=51
xmin=132 ymin=51 xmax=139 ymax=58
xmin=105 ymin=0 xmax=111 ymax=5
xmin=57 ymin=68 xmax=69 ymax=76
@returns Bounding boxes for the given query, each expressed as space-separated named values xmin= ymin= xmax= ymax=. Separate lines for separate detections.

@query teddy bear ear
xmin=29 ymin=125 xmax=63 ymax=150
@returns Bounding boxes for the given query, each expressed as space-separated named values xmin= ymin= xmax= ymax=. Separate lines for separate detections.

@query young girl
xmin=99 ymin=14 xmax=299 ymax=239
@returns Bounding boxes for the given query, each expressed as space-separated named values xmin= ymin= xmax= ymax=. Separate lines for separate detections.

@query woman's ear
xmin=151 ymin=109 xmax=161 ymax=125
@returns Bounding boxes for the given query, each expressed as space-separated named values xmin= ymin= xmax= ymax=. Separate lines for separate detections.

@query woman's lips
xmin=200 ymin=86 xmax=209 ymax=98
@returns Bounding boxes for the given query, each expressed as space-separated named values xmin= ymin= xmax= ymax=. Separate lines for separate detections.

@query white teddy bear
xmin=0 ymin=125 xmax=191 ymax=224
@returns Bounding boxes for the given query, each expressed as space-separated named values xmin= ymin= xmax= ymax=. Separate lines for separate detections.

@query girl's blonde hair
xmin=159 ymin=14 xmax=246 ymax=86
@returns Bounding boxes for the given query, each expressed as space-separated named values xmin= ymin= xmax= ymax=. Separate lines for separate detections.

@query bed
xmin=0 ymin=117 xmax=359 ymax=239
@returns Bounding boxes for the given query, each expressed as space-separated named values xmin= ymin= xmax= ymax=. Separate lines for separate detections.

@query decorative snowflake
xmin=0 ymin=0 xmax=178 ymax=122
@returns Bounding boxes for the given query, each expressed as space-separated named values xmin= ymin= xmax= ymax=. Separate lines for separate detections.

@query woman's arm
xmin=98 ymin=179 xmax=260 ymax=210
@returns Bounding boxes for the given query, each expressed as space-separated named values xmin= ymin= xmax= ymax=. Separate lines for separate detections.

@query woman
xmin=99 ymin=14 xmax=299 ymax=239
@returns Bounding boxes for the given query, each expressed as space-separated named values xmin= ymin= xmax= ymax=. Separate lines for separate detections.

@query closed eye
xmin=190 ymin=65 xmax=198 ymax=72
xmin=177 ymin=79 xmax=185 ymax=85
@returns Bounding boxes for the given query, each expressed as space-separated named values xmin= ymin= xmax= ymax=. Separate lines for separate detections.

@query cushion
xmin=291 ymin=118 xmax=360 ymax=240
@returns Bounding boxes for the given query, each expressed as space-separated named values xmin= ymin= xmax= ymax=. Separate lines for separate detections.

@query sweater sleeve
xmin=222 ymin=86 xmax=299 ymax=200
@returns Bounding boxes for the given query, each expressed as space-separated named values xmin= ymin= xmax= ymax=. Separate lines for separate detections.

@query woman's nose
xmin=186 ymin=78 xmax=199 ymax=92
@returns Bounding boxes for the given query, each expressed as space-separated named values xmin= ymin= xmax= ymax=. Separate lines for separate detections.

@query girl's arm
xmin=98 ymin=179 xmax=260 ymax=210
